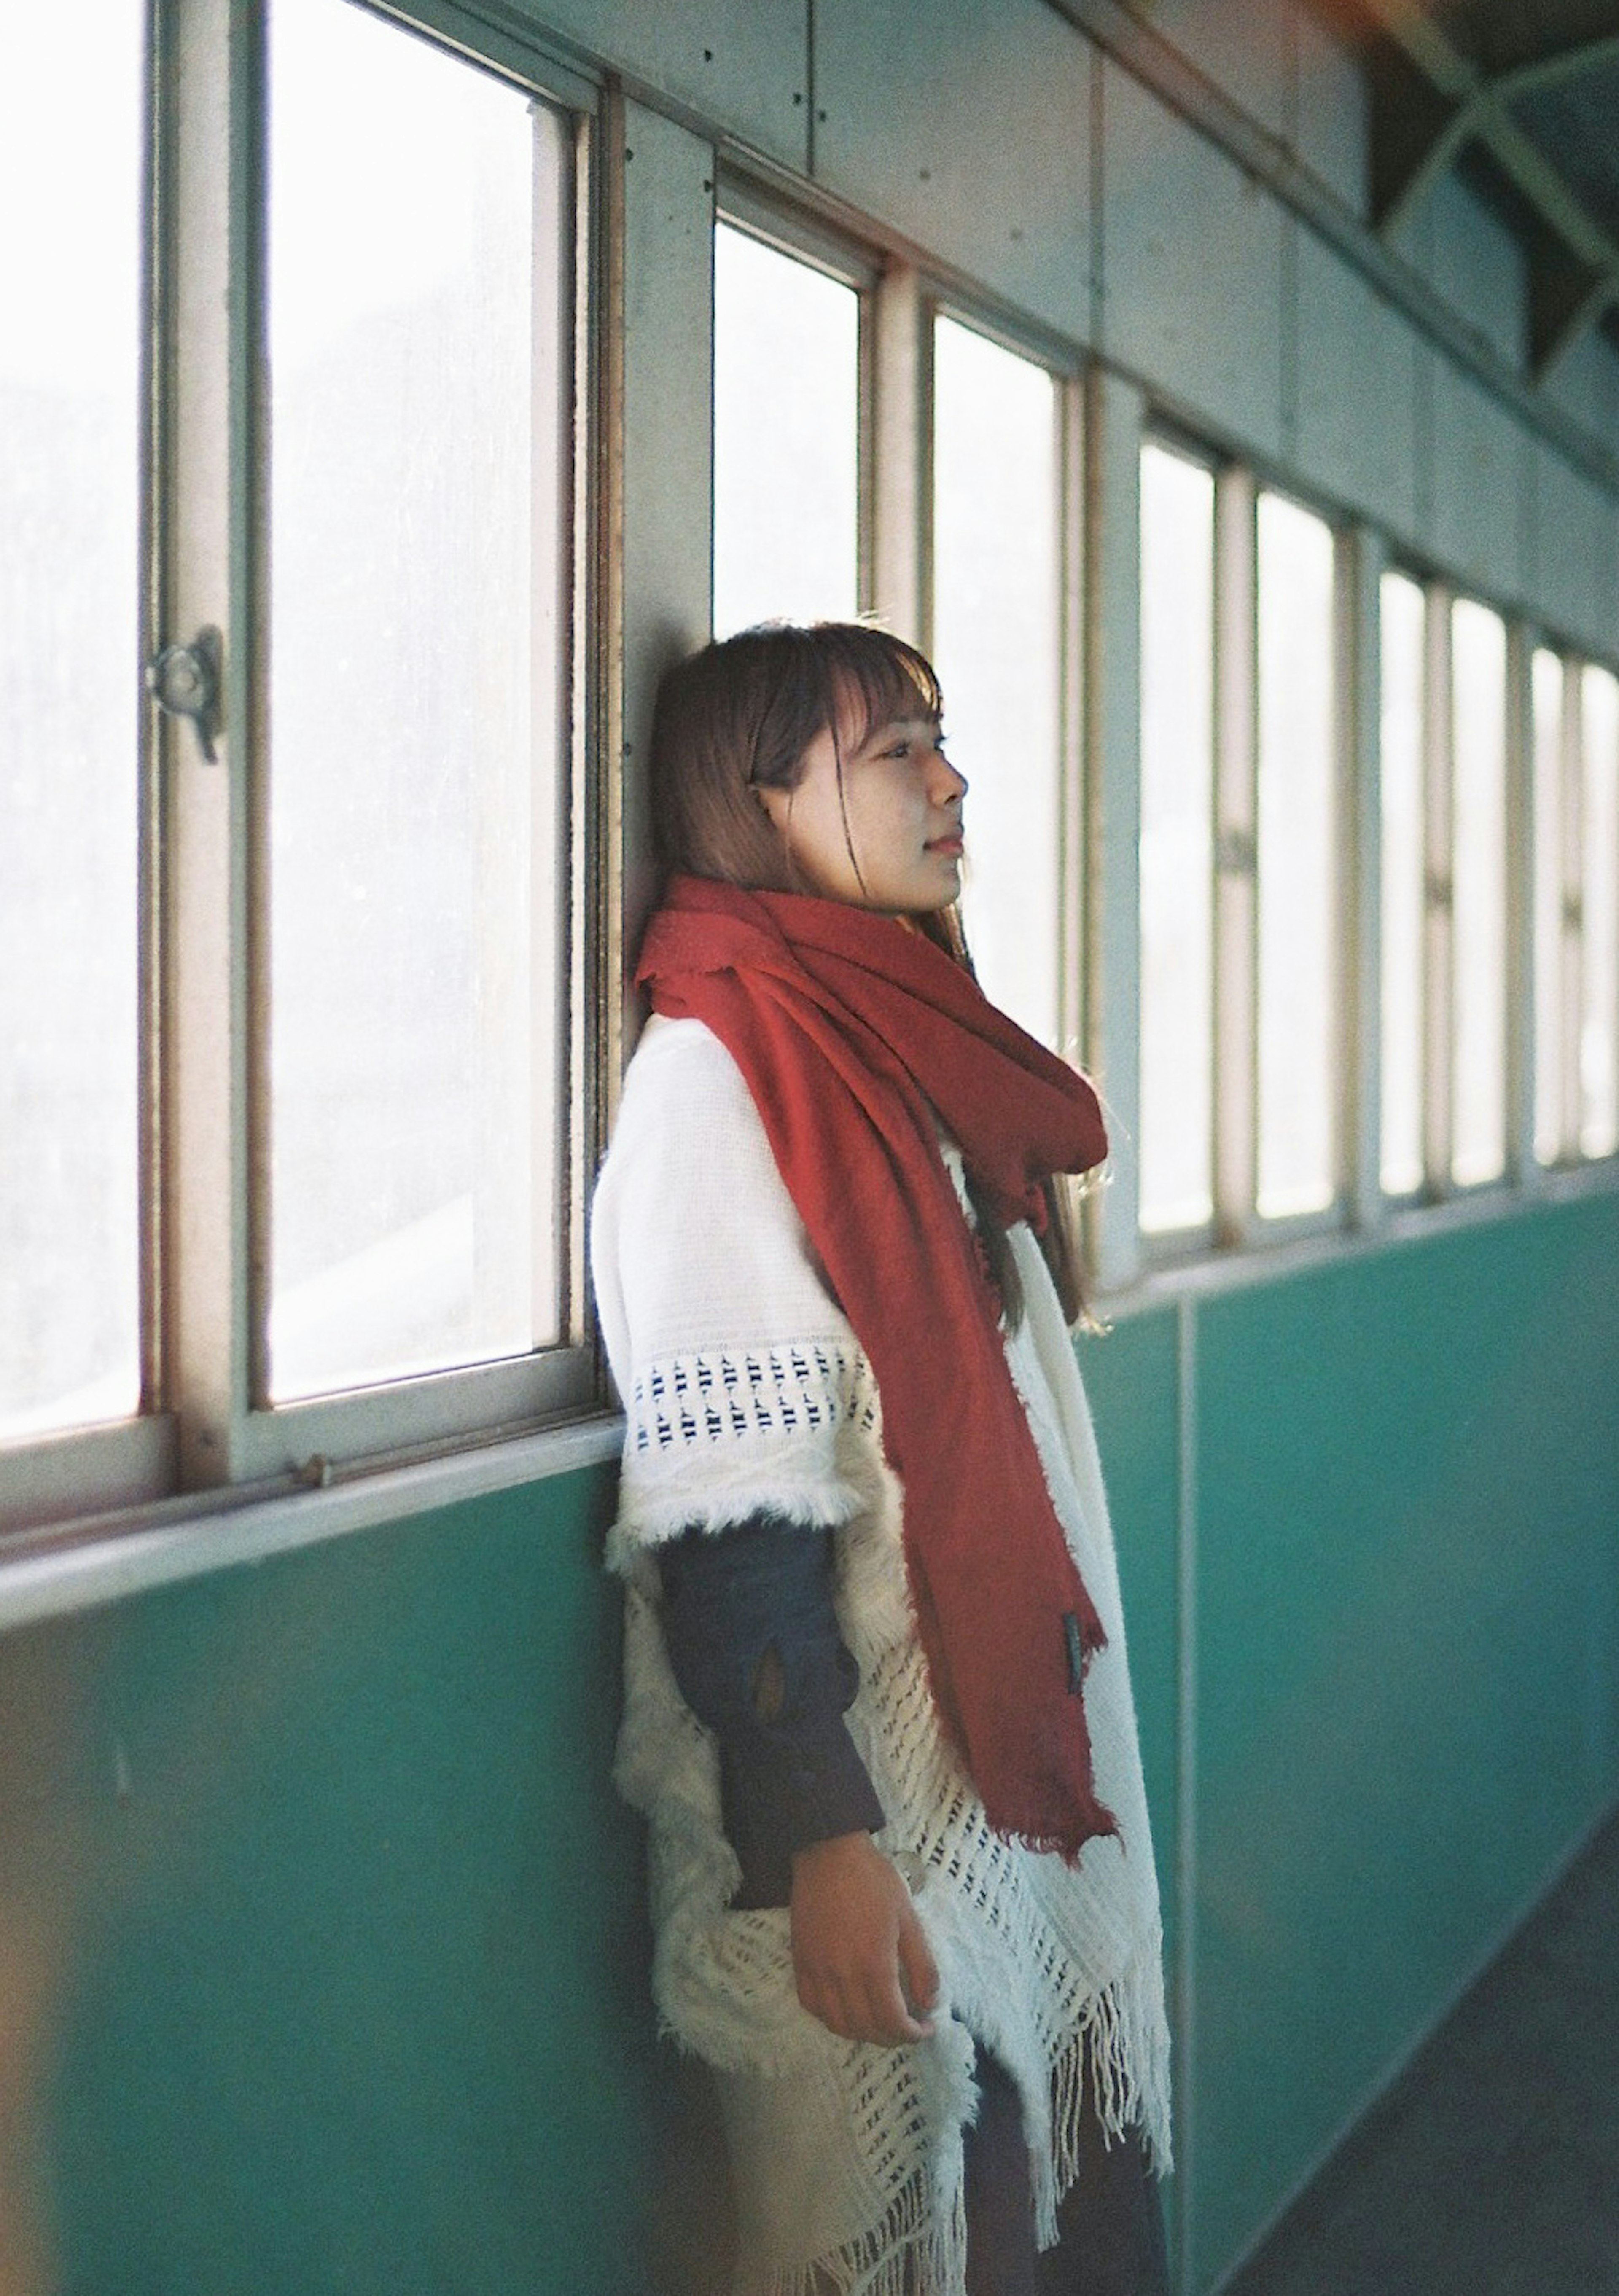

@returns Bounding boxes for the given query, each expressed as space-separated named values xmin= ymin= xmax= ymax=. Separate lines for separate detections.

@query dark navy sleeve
xmin=657 ymin=1513 xmax=887 ymax=1909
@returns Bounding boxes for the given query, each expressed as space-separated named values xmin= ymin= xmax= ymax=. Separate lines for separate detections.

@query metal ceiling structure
xmin=1337 ymin=0 xmax=1619 ymax=377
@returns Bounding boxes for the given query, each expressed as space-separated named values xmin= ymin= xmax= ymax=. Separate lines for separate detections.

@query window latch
xmin=147 ymin=626 xmax=223 ymax=763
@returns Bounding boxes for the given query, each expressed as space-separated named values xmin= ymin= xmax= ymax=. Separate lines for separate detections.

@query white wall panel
xmin=1135 ymin=0 xmax=1293 ymax=139
xmin=1085 ymin=369 xmax=1146 ymax=1289
xmin=1294 ymin=229 xmax=1420 ymax=543
xmin=1544 ymin=329 xmax=1619 ymax=446
xmin=1394 ymin=170 xmax=1526 ymax=374
xmin=1100 ymin=61 xmax=1284 ymax=461
xmin=532 ymin=0 xmax=809 ymax=171
xmin=1293 ymin=6 xmax=1366 ymax=219
xmin=1431 ymin=172 xmax=1526 ymax=373
xmin=812 ymin=0 xmax=1091 ymax=342
xmin=1431 ymin=360 xmax=1528 ymax=604
xmin=621 ymin=104 xmax=714 ymax=982
xmin=1533 ymin=444 xmax=1619 ymax=661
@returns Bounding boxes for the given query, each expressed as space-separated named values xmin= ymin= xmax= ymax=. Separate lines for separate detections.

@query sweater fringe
xmin=742 ymin=2162 xmax=968 ymax=2296
xmin=742 ymin=1962 xmax=1172 ymax=2296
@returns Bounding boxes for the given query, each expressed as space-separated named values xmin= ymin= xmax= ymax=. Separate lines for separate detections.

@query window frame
xmin=1521 ymin=632 xmax=1619 ymax=1178
xmin=1374 ymin=563 xmax=1536 ymax=1215
xmin=709 ymin=177 xmax=1089 ymax=1062
xmin=923 ymin=295 xmax=1084 ymax=1058
xmin=1134 ymin=427 xmax=1220 ymax=1261
xmin=1568 ymin=652 xmax=1619 ymax=1164
xmin=1131 ymin=431 xmax=1357 ymax=1266
xmin=1 ymin=0 xmax=607 ymax=1536
xmin=710 ymin=185 xmax=879 ymax=636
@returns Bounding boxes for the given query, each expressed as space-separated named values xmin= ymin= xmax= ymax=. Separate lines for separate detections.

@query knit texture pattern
xmin=592 ymin=1016 xmax=1171 ymax=2296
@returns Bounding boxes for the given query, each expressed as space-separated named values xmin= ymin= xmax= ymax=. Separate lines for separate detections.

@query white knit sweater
xmin=591 ymin=1014 xmax=1171 ymax=2296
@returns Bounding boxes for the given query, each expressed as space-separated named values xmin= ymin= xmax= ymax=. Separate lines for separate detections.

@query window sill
xmin=0 ymin=1411 xmax=624 ymax=1634
xmin=1100 ymin=1153 xmax=1619 ymax=1322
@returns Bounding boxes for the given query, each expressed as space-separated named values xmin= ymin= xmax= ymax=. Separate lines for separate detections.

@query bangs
xmin=818 ymin=625 xmax=943 ymax=749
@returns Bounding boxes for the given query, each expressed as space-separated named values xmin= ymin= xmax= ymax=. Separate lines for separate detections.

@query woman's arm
xmin=658 ymin=1514 xmax=886 ymax=1905
xmin=659 ymin=1516 xmax=939 ymax=2046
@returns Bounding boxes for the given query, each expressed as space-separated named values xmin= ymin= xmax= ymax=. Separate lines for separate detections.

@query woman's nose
xmin=934 ymin=750 xmax=967 ymax=802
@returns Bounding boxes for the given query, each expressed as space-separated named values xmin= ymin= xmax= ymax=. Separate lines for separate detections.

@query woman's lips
xmin=927 ymin=833 xmax=964 ymax=855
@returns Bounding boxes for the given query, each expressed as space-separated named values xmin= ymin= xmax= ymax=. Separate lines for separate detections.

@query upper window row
xmin=4 ymin=0 xmax=1618 ymax=1522
xmin=713 ymin=220 xmax=1071 ymax=1053
xmin=4 ymin=0 xmax=582 ymax=1489
xmin=1138 ymin=437 xmax=1619 ymax=1252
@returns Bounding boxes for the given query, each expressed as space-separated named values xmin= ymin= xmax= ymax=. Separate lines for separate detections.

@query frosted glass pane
xmin=1379 ymin=572 xmax=1425 ymax=1196
xmin=1257 ymin=494 xmax=1337 ymax=1220
xmin=1581 ymin=665 xmax=1619 ymax=1158
xmin=932 ymin=317 xmax=1061 ymax=1049
xmin=1531 ymin=649 xmax=1565 ymax=1167
xmin=713 ymin=226 xmax=859 ymax=637
xmin=1450 ymin=599 xmax=1507 ymax=1188
xmin=267 ymin=0 xmax=567 ymax=1399
xmin=0 ymin=0 xmax=143 ymax=1439
xmin=1138 ymin=444 xmax=1215 ymax=1233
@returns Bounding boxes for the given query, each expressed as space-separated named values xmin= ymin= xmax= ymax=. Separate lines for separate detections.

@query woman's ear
xmin=754 ymin=781 xmax=790 ymax=832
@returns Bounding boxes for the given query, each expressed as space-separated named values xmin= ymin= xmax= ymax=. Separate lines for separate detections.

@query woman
xmin=590 ymin=622 xmax=1170 ymax=2295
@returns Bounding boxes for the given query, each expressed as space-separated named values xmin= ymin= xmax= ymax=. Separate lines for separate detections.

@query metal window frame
xmin=1132 ymin=440 xmax=1366 ymax=1267
xmin=1559 ymin=653 xmax=1588 ymax=1166
xmin=921 ymin=292 xmax=1087 ymax=1064
xmin=1420 ymin=574 xmax=1456 ymax=1200
xmin=710 ymin=184 xmax=880 ymax=635
xmin=1212 ymin=462 xmax=1260 ymax=1249
xmin=709 ymin=185 xmax=1092 ymax=1089
xmin=1372 ymin=559 xmax=1431 ymax=1213
xmin=0 ymin=0 xmax=607 ymax=1537
xmin=1444 ymin=588 xmax=1517 ymax=1201
xmin=1132 ymin=426 xmax=1221 ymax=1270
xmin=1523 ymin=634 xmax=1568 ymax=1178
xmin=1344 ymin=524 xmax=1387 ymax=1237
xmin=1573 ymin=659 xmax=1619 ymax=1164
xmin=1251 ymin=479 xmax=1352 ymax=1242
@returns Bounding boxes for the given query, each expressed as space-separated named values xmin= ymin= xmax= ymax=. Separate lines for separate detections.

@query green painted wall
xmin=4 ymin=1194 xmax=1617 ymax=2296
xmin=8 ymin=1465 xmax=672 ymax=2296
xmin=1187 ymin=1195 xmax=1619 ymax=2289
xmin=1082 ymin=1189 xmax=1619 ymax=2291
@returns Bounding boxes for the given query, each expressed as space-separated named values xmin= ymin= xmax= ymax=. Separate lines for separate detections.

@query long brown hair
xmin=646 ymin=622 xmax=1087 ymax=1327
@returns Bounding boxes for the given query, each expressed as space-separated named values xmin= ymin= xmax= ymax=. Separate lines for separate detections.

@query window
xmin=712 ymin=221 xmax=861 ymax=638
xmin=1138 ymin=442 xmax=1216 ymax=1234
xmin=2 ymin=0 xmax=593 ymax=1528
xmin=1449 ymin=597 xmax=1508 ymax=1188
xmin=1580 ymin=665 xmax=1619 ymax=1158
xmin=1380 ymin=571 xmax=1427 ymax=1197
xmin=1135 ymin=450 xmax=1345 ymax=1248
xmin=1532 ymin=647 xmax=1569 ymax=1168
xmin=266 ymin=0 xmax=570 ymax=1401
xmin=710 ymin=241 xmax=1078 ymax=1053
xmin=1374 ymin=573 xmax=1519 ymax=1204
xmin=1529 ymin=647 xmax=1619 ymax=1171
xmin=930 ymin=315 xmax=1065 ymax=1048
xmin=1256 ymin=492 xmax=1338 ymax=1219
xmin=1 ymin=0 xmax=145 ymax=1444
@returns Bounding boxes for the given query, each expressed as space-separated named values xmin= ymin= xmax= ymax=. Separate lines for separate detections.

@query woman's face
xmin=756 ymin=710 xmax=968 ymax=912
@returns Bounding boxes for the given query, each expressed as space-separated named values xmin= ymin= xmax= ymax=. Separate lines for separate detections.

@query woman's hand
xmin=789 ymin=1831 xmax=940 ymax=2046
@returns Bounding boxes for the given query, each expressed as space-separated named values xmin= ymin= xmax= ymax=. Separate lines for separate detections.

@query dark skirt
xmin=964 ymin=2052 xmax=1169 ymax=2296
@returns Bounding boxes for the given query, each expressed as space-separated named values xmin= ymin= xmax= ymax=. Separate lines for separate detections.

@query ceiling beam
xmin=1356 ymin=0 xmax=1619 ymax=374
xmin=1531 ymin=249 xmax=1615 ymax=382
xmin=1368 ymin=51 xmax=1470 ymax=240
xmin=1036 ymin=0 xmax=1619 ymax=488
xmin=1490 ymin=31 xmax=1619 ymax=106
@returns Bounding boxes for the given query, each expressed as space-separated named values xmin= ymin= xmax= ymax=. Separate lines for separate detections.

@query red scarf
xmin=637 ymin=875 xmax=1117 ymax=1861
